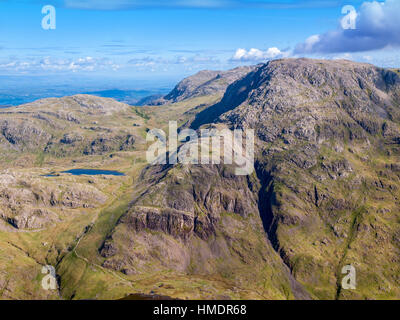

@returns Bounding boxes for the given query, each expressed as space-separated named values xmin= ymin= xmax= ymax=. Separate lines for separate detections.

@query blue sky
xmin=0 ymin=0 xmax=398 ymax=82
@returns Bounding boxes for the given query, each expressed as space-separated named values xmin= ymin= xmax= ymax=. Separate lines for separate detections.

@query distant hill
xmin=137 ymin=66 xmax=255 ymax=106
xmin=84 ymin=89 xmax=168 ymax=105
xmin=0 ymin=88 xmax=171 ymax=107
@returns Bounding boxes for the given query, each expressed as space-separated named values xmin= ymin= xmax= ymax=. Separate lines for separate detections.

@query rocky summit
xmin=1 ymin=58 xmax=400 ymax=300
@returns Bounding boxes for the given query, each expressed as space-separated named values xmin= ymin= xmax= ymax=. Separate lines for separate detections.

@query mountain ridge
xmin=137 ymin=65 xmax=255 ymax=106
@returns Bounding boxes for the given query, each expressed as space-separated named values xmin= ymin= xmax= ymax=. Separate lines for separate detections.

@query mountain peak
xmin=191 ymin=58 xmax=400 ymax=131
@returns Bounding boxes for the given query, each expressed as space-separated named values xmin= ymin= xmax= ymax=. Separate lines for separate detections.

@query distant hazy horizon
xmin=0 ymin=74 xmax=177 ymax=106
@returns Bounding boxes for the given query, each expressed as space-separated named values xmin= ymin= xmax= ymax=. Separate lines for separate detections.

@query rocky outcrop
xmin=119 ymin=207 xmax=195 ymax=241
xmin=0 ymin=172 xmax=107 ymax=230
xmin=83 ymin=134 xmax=135 ymax=155
xmin=4 ymin=208 xmax=59 ymax=230
xmin=0 ymin=119 xmax=52 ymax=152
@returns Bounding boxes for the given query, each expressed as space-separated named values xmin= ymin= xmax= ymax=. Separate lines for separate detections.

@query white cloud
xmin=231 ymin=47 xmax=286 ymax=62
xmin=127 ymin=55 xmax=220 ymax=68
xmin=300 ymin=35 xmax=320 ymax=53
xmin=295 ymin=0 xmax=400 ymax=54
xmin=0 ymin=56 xmax=120 ymax=73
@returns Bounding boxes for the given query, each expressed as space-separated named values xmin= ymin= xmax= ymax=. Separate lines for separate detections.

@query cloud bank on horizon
xmin=0 ymin=56 xmax=120 ymax=73
xmin=295 ymin=0 xmax=400 ymax=54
